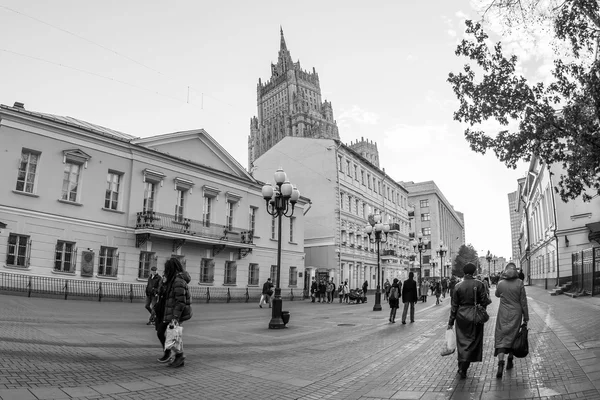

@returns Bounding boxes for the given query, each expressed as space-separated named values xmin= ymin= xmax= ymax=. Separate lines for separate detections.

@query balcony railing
xmin=382 ymin=249 xmax=398 ymax=257
xmin=135 ymin=210 xmax=246 ymax=243
xmin=389 ymin=223 xmax=400 ymax=232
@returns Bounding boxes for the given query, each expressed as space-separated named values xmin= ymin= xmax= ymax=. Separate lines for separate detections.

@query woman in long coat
xmin=388 ymin=278 xmax=401 ymax=323
xmin=494 ymin=263 xmax=529 ymax=378
xmin=447 ymin=263 xmax=489 ymax=379
xmin=155 ymin=258 xmax=192 ymax=368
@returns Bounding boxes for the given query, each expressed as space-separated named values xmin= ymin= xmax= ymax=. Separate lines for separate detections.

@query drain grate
xmin=337 ymin=323 xmax=356 ymax=327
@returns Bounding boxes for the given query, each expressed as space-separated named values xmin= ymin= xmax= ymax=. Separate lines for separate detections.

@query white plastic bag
xmin=164 ymin=320 xmax=183 ymax=354
xmin=440 ymin=327 xmax=456 ymax=356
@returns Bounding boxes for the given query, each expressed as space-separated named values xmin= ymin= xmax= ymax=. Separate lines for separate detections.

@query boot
xmin=496 ymin=360 xmax=505 ymax=378
xmin=157 ymin=350 xmax=171 ymax=363
xmin=169 ymin=353 xmax=185 ymax=368
xmin=506 ymin=356 xmax=514 ymax=370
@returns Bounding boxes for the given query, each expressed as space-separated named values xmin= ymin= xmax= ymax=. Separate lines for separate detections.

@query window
xmin=373 ymin=177 xmax=376 ymax=191
xmin=346 ymin=160 xmax=351 ymax=175
xmin=138 ymin=251 xmax=156 ymax=279
xmin=6 ymin=234 xmax=30 ymax=267
xmin=354 ymin=165 xmax=358 ymax=180
xmin=61 ymin=162 xmax=81 ymax=202
xmin=378 ymin=181 xmax=381 ymax=194
xmin=420 ymin=199 xmax=429 ymax=208
xmin=422 ymin=227 xmax=431 ymax=236
xmin=16 ymin=150 xmax=39 ymax=193
xmin=289 ymin=217 xmax=295 ymax=242
xmin=248 ymin=263 xmax=259 ymax=285
xmin=338 ymin=155 xmax=343 ymax=171
xmin=289 ymin=266 xmax=297 ymax=286
xmin=355 ymin=199 xmax=359 ymax=215
xmin=98 ymin=246 xmax=119 ymax=277
xmin=367 ymin=174 xmax=371 ymax=189
xmin=348 ymin=195 xmax=352 ymax=212
xmin=55 ymin=241 xmax=76 ymax=273
xmin=271 ymin=217 xmax=277 ymax=239
xmin=361 ymin=170 xmax=365 ymax=185
xmin=143 ymin=182 xmax=156 ymax=212
xmin=249 ymin=207 xmax=257 ymax=233
xmin=226 ymin=201 xmax=235 ymax=230
xmin=423 ymin=255 xmax=430 ymax=264
xmin=105 ymin=171 xmax=122 ymax=210
xmin=421 ymin=213 xmax=430 ymax=221
xmin=175 ymin=189 xmax=186 ymax=222
xmin=224 ymin=261 xmax=237 ymax=284
xmin=363 ymin=203 xmax=367 ymax=218
xmin=200 ymin=258 xmax=215 ymax=283
xmin=270 ymin=265 xmax=278 ymax=282
xmin=203 ymin=196 xmax=212 ymax=227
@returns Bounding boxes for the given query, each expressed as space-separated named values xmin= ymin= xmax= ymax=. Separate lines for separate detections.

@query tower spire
xmin=280 ymin=25 xmax=287 ymax=51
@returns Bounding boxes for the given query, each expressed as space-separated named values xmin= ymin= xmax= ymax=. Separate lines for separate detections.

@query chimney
xmin=13 ymin=102 xmax=25 ymax=109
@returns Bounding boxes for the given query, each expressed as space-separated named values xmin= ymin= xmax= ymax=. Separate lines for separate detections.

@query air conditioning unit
xmin=81 ymin=250 xmax=94 ymax=277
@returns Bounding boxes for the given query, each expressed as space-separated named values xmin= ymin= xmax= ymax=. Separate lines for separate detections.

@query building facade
xmin=0 ymin=102 xmax=307 ymax=290
xmin=507 ymin=191 xmax=521 ymax=267
xmin=516 ymin=156 xmax=600 ymax=288
xmin=252 ymin=136 xmax=411 ymax=292
xmin=399 ymin=181 xmax=465 ymax=279
xmin=248 ymin=28 xmax=340 ymax=169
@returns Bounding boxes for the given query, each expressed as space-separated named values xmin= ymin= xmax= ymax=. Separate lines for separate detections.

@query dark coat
xmin=158 ymin=271 xmax=192 ymax=325
xmin=448 ymin=275 xmax=488 ymax=363
xmin=146 ymin=273 xmax=161 ymax=296
xmin=311 ymin=281 xmax=318 ymax=293
xmin=388 ymin=282 xmax=401 ymax=308
xmin=262 ymin=280 xmax=273 ymax=295
xmin=402 ymin=278 xmax=418 ymax=303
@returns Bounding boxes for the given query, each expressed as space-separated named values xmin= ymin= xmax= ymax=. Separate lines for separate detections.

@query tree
xmin=453 ymin=244 xmax=479 ymax=277
xmin=448 ymin=0 xmax=600 ymax=202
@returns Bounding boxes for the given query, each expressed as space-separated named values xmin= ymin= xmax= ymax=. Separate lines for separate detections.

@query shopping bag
xmin=164 ymin=320 xmax=183 ymax=354
xmin=512 ymin=323 xmax=529 ymax=358
xmin=440 ymin=327 xmax=456 ymax=356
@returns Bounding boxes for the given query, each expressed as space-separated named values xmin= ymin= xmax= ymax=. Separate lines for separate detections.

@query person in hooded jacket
xmin=447 ymin=263 xmax=489 ymax=379
xmin=155 ymin=258 xmax=192 ymax=368
xmin=494 ymin=263 xmax=529 ymax=378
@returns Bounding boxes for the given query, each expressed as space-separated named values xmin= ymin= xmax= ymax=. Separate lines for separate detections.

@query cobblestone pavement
xmin=0 ymin=286 xmax=599 ymax=400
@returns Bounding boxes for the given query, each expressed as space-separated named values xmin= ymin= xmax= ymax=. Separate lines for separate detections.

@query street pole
xmin=375 ymin=239 xmax=381 ymax=311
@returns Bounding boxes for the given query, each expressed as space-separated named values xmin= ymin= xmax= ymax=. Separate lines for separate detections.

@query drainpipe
xmin=548 ymin=169 xmax=561 ymax=287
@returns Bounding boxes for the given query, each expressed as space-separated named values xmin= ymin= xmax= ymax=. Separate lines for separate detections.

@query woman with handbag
xmin=494 ymin=263 xmax=529 ymax=378
xmin=155 ymin=258 xmax=192 ymax=368
xmin=447 ymin=263 xmax=489 ymax=379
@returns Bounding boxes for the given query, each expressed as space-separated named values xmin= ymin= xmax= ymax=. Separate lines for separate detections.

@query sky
xmin=0 ymin=0 xmax=552 ymax=260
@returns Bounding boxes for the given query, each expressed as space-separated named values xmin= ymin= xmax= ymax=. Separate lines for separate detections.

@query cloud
xmin=338 ymin=105 xmax=379 ymax=126
xmin=448 ymin=29 xmax=457 ymax=37
xmin=382 ymin=122 xmax=452 ymax=150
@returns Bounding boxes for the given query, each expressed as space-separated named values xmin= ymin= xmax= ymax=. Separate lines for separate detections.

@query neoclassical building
xmin=253 ymin=136 xmax=411 ymax=291
xmin=248 ymin=28 xmax=340 ymax=169
xmin=0 ymin=102 xmax=307 ymax=290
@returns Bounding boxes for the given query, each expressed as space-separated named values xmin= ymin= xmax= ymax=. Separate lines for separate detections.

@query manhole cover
xmin=576 ymin=340 xmax=600 ymax=349
xmin=337 ymin=323 xmax=356 ymax=327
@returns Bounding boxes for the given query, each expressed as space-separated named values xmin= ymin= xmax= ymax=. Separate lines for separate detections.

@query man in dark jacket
xmin=310 ymin=277 xmax=318 ymax=303
xmin=259 ymin=278 xmax=274 ymax=308
xmin=401 ymin=272 xmax=419 ymax=324
xmin=145 ymin=266 xmax=161 ymax=325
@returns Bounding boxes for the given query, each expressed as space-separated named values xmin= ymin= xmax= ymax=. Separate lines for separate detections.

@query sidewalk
xmin=0 ymin=286 xmax=599 ymax=399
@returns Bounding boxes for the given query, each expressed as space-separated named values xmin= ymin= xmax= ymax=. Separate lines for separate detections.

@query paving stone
xmin=0 ymin=389 xmax=37 ymax=400
xmin=89 ymin=383 xmax=129 ymax=394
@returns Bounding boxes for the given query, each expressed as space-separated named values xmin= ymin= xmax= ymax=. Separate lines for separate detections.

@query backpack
xmin=390 ymin=286 xmax=399 ymax=300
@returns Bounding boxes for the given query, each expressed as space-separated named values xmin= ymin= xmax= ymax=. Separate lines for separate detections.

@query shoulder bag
xmin=473 ymin=286 xmax=490 ymax=325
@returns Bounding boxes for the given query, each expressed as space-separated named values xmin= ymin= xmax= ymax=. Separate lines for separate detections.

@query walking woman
xmin=155 ymin=258 xmax=192 ymax=368
xmin=494 ymin=263 xmax=529 ymax=378
xmin=388 ymin=278 xmax=401 ymax=323
xmin=447 ymin=263 xmax=489 ymax=379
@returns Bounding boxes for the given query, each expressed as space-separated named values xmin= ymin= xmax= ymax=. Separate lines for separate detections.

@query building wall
xmin=0 ymin=104 xmax=307 ymax=289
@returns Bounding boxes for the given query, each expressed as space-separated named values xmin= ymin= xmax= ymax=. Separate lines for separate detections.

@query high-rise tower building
xmin=507 ymin=191 xmax=521 ymax=266
xmin=248 ymin=28 xmax=340 ymax=169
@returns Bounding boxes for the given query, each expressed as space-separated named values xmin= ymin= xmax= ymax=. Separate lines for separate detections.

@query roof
xmin=0 ymin=104 xmax=137 ymax=141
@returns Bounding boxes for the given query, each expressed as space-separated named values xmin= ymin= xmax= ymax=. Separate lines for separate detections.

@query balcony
xmin=134 ymin=211 xmax=253 ymax=254
xmin=408 ymin=210 xmax=415 ymax=218
xmin=409 ymin=232 xmax=415 ymax=239
xmin=389 ymin=223 xmax=400 ymax=232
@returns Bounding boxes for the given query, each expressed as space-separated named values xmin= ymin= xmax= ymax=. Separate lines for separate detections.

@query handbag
xmin=473 ymin=287 xmax=490 ymax=325
xmin=512 ymin=323 xmax=529 ymax=358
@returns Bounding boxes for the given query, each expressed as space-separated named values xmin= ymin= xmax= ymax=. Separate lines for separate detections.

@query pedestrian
xmin=319 ymin=279 xmax=327 ymax=303
xmin=383 ymin=279 xmax=391 ymax=301
xmin=494 ymin=263 xmax=529 ymax=378
xmin=518 ymin=269 xmax=525 ymax=281
xmin=434 ymin=280 xmax=442 ymax=305
xmin=155 ymin=258 xmax=192 ymax=368
xmin=448 ymin=276 xmax=457 ymax=299
xmin=326 ymin=279 xmax=334 ymax=303
xmin=388 ymin=278 xmax=401 ymax=323
xmin=145 ymin=266 xmax=162 ymax=325
xmin=338 ymin=282 xmax=344 ymax=303
xmin=310 ymin=277 xmax=318 ymax=303
xmin=401 ymin=272 xmax=418 ymax=324
xmin=343 ymin=280 xmax=350 ymax=303
xmin=259 ymin=277 xmax=273 ymax=308
xmin=447 ymin=263 xmax=489 ymax=379
xmin=441 ymin=278 xmax=448 ymax=298
xmin=328 ymin=278 xmax=336 ymax=303
xmin=420 ymin=280 xmax=428 ymax=303
xmin=362 ymin=280 xmax=369 ymax=299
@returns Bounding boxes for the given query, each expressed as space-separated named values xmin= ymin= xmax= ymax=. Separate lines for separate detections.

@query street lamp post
xmin=365 ymin=213 xmax=390 ymax=312
xmin=410 ymin=233 xmax=429 ymax=298
xmin=261 ymin=168 xmax=300 ymax=329
xmin=486 ymin=251 xmax=492 ymax=277
xmin=436 ymin=242 xmax=448 ymax=278
xmin=493 ymin=255 xmax=498 ymax=277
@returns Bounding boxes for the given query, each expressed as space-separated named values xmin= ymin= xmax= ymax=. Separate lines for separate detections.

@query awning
xmin=586 ymin=221 xmax=600 ymax=244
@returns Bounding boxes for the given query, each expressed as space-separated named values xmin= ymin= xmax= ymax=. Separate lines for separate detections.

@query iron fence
xmin=0 ymin=271 xmax=303 ymax=303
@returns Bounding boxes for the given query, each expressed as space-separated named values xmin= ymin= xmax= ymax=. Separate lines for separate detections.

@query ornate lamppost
xmin=430 ymin=258 xmax=438 ymax=278
xmin=261 ymin=168 xmax=300 ymax=329
xmin=436 ymin=242 xmax=448 ymax=278
xmin=410 ymin=233 xmax=429 ymax=298
xmin=365 ymin=213 xmax=390 ymax=312
xmin=486 ymin=251 xmax=492 ymax=276
xmin=493 ymin=255 xmax=498 ymax=278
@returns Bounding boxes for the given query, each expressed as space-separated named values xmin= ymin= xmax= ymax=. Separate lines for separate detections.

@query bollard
xmin=290 ymin=288 xmax=294 ymax=301
xmin=129 ymin=284 xmax=134 ymax=303
xmin=226 ymin=288 xmax=231 ymax=303
xmin=245 ymin=288 xmax=249 ymax=303
xmin=28 ymin=276 xmax=32 ymax=298
xmin=98 ymin=282 xmax=103 ymax=302
xmin=206 ymin=287 xmax=210 ymax=303
xmin=64 ymin=280 xmax=68 ymax=300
